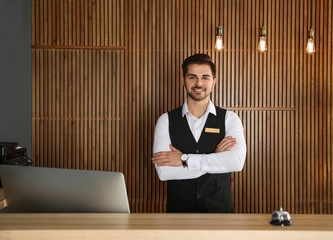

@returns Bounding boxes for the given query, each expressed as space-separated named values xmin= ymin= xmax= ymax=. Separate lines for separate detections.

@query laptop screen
xmin=0 ymin=165 xmax=130 ymax=213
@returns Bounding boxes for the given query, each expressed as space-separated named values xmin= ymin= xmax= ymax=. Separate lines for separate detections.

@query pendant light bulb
xmin=258 ymin=26 xmax=267 ymax=52
xmin=306 ymin=27 xmax=315 ymax=54
xmin=215 ymin=26 xmax=224 ymax=51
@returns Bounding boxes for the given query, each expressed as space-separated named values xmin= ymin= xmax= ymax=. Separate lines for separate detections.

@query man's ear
xmin=213 ymin=78 xmax=217 ymax=88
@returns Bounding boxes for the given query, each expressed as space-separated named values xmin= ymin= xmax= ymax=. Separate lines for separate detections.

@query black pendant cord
xmin=219 ymin=0 xmax=220 ymax=26
xmin=259 ymin=0 xmax=265 ymax=27
xmin=263 ymin=0 xmax=265 ymax=27
xmin=310 ymin=0 xmax=313 ymax=28
xmin=259 ymin=0 xmax=260 ymax=26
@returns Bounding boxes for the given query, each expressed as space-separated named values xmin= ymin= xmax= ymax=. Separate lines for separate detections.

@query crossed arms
xmin=152 ymin=111 xmax=247 ymax=181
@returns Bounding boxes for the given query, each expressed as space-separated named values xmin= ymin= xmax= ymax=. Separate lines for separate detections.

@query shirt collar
xmin=182 ymin=99 xmax=216 ymax=118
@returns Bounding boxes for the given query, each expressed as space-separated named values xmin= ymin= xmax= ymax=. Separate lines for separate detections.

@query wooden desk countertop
xmin=0 ymin=213 xmax=333 ymax=240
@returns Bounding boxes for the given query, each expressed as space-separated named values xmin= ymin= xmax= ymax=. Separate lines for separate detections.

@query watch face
xmin=181 ymin=154 xmax=188 ymax=161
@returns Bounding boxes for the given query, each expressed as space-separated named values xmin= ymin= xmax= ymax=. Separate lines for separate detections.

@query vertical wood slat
xmin=325 ymin=1 xmax=333 ymax=213
xmin=31 ymin=0 xmax=333 ymax=213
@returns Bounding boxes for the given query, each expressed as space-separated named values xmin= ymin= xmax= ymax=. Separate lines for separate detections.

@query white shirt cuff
xmin=188 ymin=154 xmax=202 ymax=170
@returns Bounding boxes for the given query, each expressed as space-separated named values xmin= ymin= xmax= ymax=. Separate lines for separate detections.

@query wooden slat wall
xmin=32 ymin=0 xmax=333 ymax=213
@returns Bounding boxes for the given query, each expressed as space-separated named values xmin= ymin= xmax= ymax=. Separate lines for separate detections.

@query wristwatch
xmin=180 ymin=154 xmax=189 ymax=168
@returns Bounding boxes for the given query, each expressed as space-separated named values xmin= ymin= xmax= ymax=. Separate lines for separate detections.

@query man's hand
xmin=215 ymin=136 xmax=237 ymax=153
xmin=152 ymin=144 xmax=183 ymax=167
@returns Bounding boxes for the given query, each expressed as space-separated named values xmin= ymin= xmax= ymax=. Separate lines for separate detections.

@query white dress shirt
xmin=153 ymin=100 xmax=247 ymax=181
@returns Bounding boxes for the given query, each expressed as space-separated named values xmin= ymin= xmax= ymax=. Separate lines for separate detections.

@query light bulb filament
xmin=215 ymin=36 xmax=223 ymax=51
xmin=306 ymin=38 xmax=315 ymax=54
xmin=258 ymin=36 xmax=267 ymax=52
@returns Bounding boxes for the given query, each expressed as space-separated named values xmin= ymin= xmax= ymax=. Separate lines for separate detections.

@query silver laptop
xmin=0 ymin=165 xmax=130 ymax=213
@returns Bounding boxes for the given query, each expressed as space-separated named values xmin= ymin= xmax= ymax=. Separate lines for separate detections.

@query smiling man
xmin=152 ymin=54 xmax=246 ymax=213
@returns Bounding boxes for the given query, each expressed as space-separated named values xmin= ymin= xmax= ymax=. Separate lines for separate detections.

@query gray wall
xmin=0 ymin=0 xmax=31 ymax=157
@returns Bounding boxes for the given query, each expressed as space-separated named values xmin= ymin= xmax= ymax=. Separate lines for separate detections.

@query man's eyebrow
xmin=186 ymin=73 xmax=212 ymax=77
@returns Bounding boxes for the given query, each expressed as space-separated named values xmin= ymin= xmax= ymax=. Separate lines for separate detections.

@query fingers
xmin=153 ymin=161 xmax=175 ymax=167
xmin=216 ymin=136 xmax=233 ymax=147
xmin=215 ymin=137 xmax=237 ymax=153
xmin=216 ymin=142 xmax=234 ymax=152
xmin=151 ymin=152 xmax=169 ymax=163
xmin=220 ymin=139 xmax=236 ymax=149
xmin=169 ymin=144 xmax=182 ymax=153
xmin=152 ymin=159 xmax=181 ymax=167
xmin=151 ymin=151 xmax=182 ymax=167
xmin=216 ymin=137 xmax=233 ymax=150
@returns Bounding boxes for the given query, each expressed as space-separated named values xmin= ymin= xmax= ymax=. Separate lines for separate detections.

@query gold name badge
xmin=205 ymin=128 xmax=220 ymax=134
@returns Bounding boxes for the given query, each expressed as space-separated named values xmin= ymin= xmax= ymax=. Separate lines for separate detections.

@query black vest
xmin=167 ymin=106 xmax=234 ymax=213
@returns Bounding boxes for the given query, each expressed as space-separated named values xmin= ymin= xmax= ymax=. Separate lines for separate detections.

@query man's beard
xmin=186 ymin=86 xmax=212 ymax=101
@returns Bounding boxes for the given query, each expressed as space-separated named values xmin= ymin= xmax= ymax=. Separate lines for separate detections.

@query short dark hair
xmin=182 ymin=54 xmax=216 ymax=78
